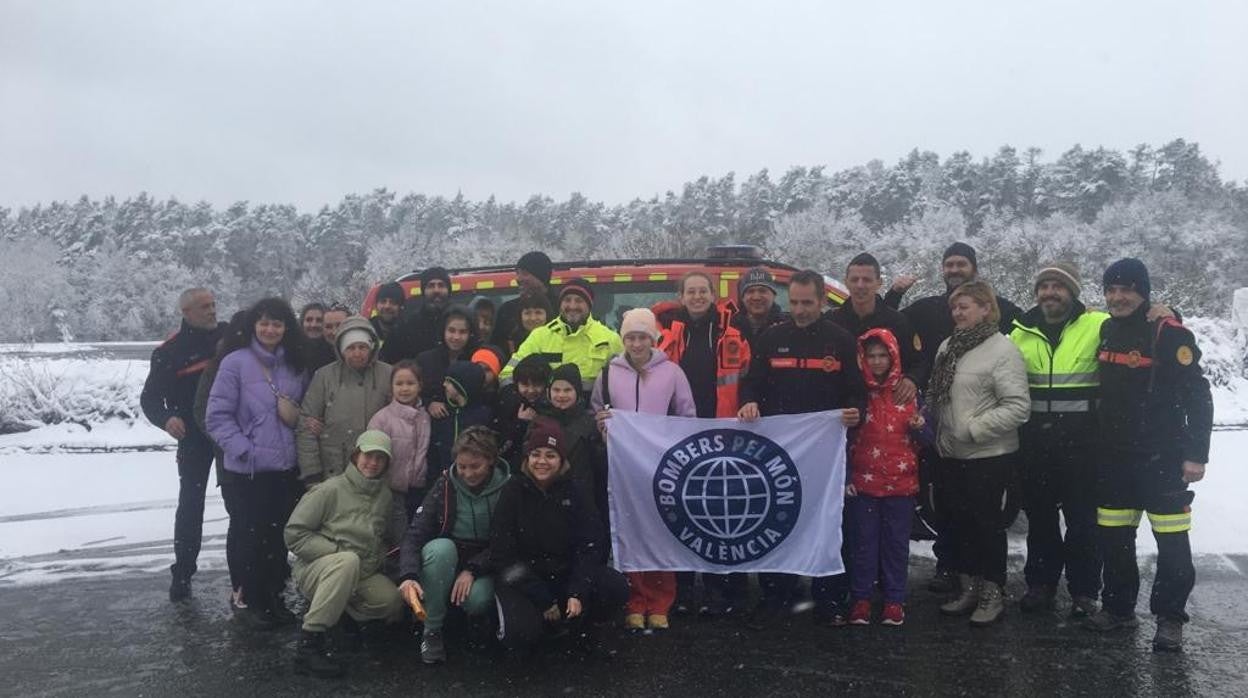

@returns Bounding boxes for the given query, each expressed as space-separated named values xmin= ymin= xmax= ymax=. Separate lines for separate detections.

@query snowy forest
xmin=2 ymin=139 xmax=1245 ymax=343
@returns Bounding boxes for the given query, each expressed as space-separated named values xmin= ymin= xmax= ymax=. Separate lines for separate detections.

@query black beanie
xmin=1102 ymin=258 xmax=1151 ymax=301
xmin=548 ymin=363 xmax=583 ymax=392
xmin=559 ymin=277 xmax=594 ymax=308
xmin=377 ymin=282 xmax=406 ymax=306
xmin=420 ymin=266 xmax=452 ymax=292
xmin=517 ymin=251 xmax=553 ymax=287
xmin=943 ymin=242 xmax=978 ymax=270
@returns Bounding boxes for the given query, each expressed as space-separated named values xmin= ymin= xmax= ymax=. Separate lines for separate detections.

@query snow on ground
xmin=1 ymin=432 xmax=1245 ymax=587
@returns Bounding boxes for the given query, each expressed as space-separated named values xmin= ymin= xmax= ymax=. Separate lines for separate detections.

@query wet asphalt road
xmin=3 ymin=554 xmax=1247 ymax=697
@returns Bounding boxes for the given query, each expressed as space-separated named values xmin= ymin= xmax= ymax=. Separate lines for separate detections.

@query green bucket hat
xmin=355 ymin=430 xmax=393 ymax=459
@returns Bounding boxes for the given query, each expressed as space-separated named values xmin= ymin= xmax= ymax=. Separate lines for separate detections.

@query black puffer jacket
xmin=489 ymin=472 xmax=606 ymax=604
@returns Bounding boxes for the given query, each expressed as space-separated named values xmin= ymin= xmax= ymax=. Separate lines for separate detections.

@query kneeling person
xmin=285 ymin=431 xmax=404 ymax=678
xmin=490 ymin=419 xmax=629 ymax=653
xmin=399 ymin=426 xmax=511 ymax=664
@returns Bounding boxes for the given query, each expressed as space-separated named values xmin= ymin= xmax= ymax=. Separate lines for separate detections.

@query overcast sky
xmin=2 ymin=0 xmax=1245 ymax=210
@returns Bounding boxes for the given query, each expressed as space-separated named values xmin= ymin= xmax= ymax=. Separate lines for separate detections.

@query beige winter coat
xmin=933 ymin=332 xmax=1031 ymax=460
xmin=297 ymin=316 xmax=393 ymax=481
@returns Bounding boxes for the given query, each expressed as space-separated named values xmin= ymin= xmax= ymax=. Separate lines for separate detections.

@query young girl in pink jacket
xmin=590 ymin=308 xmax=696 ymax=633
xmin=367 ymin=359 xmax=432 ymax=544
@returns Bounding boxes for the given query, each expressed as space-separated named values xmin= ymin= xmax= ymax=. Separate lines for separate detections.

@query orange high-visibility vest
xmin=658 ymin=301 xmax=750 ymax=417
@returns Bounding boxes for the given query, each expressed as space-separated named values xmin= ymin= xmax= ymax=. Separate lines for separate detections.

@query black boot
xmin=169 ymin=576 xmax=192 ymax=603
xmin=294 ymin=630 xmax=345 ymax=678
xmin=267 ymin=592 xmax=299 ymax=626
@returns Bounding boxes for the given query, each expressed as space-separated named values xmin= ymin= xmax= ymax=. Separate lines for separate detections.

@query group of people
xmin=139 ymin=244 xmax=1213 ymax=679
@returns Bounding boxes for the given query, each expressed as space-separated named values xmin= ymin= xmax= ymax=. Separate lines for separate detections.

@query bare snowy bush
xmin=0 ymin=358 xmax=142 ymax=427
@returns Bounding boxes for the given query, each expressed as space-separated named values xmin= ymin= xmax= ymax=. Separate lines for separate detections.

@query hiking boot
xmin=848 ymin=600 xmax=872 ymax=626
xmin=1083 ymin=609 xmax=1140 ymax=633
xmin=1069 ymin=596 xmax=1099 ymax=620
xmin=672 ymin=594 xmax=693 ymax=616
xmin=169 ymin=576 xmax=192 ymax=603
xmin=421 ymin=629 xmax=447 ymax=664
xmin=940 ymin=575 xmax=980 ymax=616
xmin=1019 ymin=584 xmax=1056 ymax=613
xmin=881 ymin=603 xmax=905 ymax=626
xmin=624 ymin=613 xmax=645 ymax=633
xmin=814 ymin=603 xmax=848 ymax=627
xmin=294 ymin=630 xmax=345 ymax=678
xmin=646 ymin=614 xmax=670 ymax=631
xmin=1152 ymin=618 xmax=1184 ymax=652
xmin=927 ymin=568 xmax=958 ymax=594
xmin=970 ymin=581 xmax=1005 ymax=626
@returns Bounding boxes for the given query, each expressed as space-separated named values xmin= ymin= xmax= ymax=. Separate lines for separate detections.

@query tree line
xmin=1 ymin=139 xmax=1244 ymax=342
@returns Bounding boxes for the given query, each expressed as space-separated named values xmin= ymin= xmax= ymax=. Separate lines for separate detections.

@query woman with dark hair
xmin=300 ymin=302 xmax=327 ymax=340
xmin=490 ymin=418 xmax=628 ymax=655
xmin=206 ymin=297 xmax=309 ymax=628
xmin=508 ymin=291 xmax=552 ymax=356
xmin=417 ymin=305 xmax=480 ymax=471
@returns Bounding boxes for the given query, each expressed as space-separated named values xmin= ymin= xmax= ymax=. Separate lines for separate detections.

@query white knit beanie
xmin=620 ymin=308 xmax=660 ymax=340
xmin=337 ymin=328 xmax=375 ymax=354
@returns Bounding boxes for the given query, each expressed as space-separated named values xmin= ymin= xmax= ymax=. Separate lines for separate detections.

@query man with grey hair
xmin=141 ymin=287 xmax=226 ymax=602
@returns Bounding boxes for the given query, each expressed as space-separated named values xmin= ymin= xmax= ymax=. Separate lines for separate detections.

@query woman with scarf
xmin=929 ymin=281 xmax=1030 ymax=627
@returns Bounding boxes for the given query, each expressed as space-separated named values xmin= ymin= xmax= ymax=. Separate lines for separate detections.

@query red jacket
xmin=848 ymin=328 xmax=920 ymax=497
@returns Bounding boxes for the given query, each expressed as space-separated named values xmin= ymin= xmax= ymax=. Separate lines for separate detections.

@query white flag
xmin=606 ymin=410 xmax=846 ymax=576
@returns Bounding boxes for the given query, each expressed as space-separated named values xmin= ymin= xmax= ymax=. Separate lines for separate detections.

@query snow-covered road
xmin=2 ymin=431 xmax=1245 ymax=587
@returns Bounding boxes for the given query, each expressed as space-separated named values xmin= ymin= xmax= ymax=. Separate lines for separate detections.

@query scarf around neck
xmin=927 ymin=321 xmax=997 ymax=407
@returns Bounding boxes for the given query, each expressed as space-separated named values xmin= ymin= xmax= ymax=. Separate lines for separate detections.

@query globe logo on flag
xmin=682 ymin=456 xmax=772 ymax=538
xmin=653 ymin=428 xmax=802 ymax=565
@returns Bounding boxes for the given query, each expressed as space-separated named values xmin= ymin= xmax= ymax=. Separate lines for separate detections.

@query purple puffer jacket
xmin=590 ymin=349 xmax=697 ymax=417
xmin=206 ymin=340 xmax=307 ymax=475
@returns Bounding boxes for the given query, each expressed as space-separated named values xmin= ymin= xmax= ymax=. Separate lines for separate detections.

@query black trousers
xmin=220 ymin=481 xmax=243 ymax=591
xmin=495 ymin=565 xmax=629 ymax=650
xmin=1020 ymin=420 xmax=1101 ymax=598
xmin=230 ymin=470 xmax=299 ymax=608
xmin=943 ymin=454 xmax=1018 ymax=588
xmin=919 ymin=446 xmax=957 ymax=570
xmin=171 ymin=433 xmax=215 ymax=581
xmin=1098 ymin=451 xmax=1195 ymax=622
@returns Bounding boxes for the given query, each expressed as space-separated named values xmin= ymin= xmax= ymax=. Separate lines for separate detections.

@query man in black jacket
xmin=738 ymin=270 xmax=864 ymax=626
xmin=379 ymin=267 xmax=453 ymax=363
xmin=140 ymin=287 xmax=225 ymax=602
xmin=1084 ymin=259 xmax=1213 ymax=653
xmin=731 ymin=266 xmax=788 ymax=347
xmin=829 ymin=252 xmax=927 ymax=402
xmin=882 ymin=241 xmax=1021 ymax=592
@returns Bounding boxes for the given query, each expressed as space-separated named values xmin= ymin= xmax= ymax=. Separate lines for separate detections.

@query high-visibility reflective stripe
xmin=613 ymin=274 xmax=632 ymax=282
xmin=1098 ymin=350 xmax=1153 ymax=368
xmin=648 ymin=273 xmax=669 ymax=281
xmin=475 ymin=280 xmax=495 ymax=289
xmin=175 ymin=358 xmax=212 ymax=378
xmin=716 ymin=373 xmax=742 ymax=387
xmin=1026 ymin=372 xmax=1099 ymax=386
xmin=1147 ymin=511 xmax=1192 ymax=534
xmin=1097 ymin=507 xmax=1143 ymax=527
xmin=1031 ymin=400 xmax=1091 ymax=413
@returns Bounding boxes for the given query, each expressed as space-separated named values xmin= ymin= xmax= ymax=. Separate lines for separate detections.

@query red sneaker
xmin=881 ymin=602 xmax=905 ymax=626
xmin=848 ymin=599 xmax=872 ymax=625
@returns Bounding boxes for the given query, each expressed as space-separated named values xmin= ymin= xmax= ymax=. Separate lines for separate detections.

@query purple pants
xmin=848 ymin=494 xmax=914 ymax=603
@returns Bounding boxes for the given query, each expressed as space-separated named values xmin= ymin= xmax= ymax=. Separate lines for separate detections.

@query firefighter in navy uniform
xmin=1085 ymin=259 xmax=1213 ymax=653
xmin=738 ymin=270 xmax=865 ymax=626
xmin=141 ymin=288 xmax=226 ymax=602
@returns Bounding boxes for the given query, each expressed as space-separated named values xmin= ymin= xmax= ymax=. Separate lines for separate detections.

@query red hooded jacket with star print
xmin=848 ymin=328 xmax=921 ymax=497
